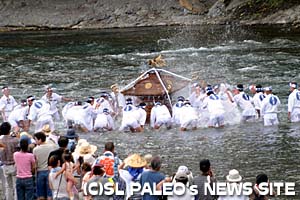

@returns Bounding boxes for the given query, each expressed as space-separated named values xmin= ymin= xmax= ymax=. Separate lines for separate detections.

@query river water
xmin=0 ymin=25 xmax=300 ymax=198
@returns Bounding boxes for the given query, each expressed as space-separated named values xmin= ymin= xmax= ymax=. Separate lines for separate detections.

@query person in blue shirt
xmin=140 ymin=156 xmax=165 ymax=200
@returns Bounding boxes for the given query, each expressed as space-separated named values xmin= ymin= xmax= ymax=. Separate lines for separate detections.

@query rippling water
xmin=1 ymin=25 xmax=300 ymax=198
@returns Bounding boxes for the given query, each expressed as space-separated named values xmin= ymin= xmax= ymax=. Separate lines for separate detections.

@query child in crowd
xmin=55 ymin=149 xmax=78 ymax=200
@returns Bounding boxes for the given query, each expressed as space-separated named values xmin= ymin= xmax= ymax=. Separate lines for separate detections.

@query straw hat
xmin=125 ymin=154 xmax=147 ymax=168
xmin=74 ymin=142 xmax=97 ymax=156
xmin=226 ymin=169 xmax=242 ymax=182
xmin=42 ymin=124 xmax=52 ymax=135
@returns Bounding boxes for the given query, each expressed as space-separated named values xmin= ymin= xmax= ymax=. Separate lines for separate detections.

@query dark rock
xmin=208 ymin=0 xmax=226 ymax=17
xmin=0 ymin=0 xmax=299 ymax=31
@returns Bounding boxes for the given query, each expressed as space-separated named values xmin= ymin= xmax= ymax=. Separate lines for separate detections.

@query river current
xmin=0 ymin=25 xmax=299 ymax=198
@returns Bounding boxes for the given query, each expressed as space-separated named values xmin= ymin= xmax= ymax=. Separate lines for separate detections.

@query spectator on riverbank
xmin=48 ymin=136 xmax=69 ymax=167
xmin=0 ymin=122 xmax=19 ymax=199
xmin=165 ymin=172 xmax=194 ymax=200
xmin=250 ymin=173 xmax=275 ymax=200
xmin=48 ymin=155 xmax=69 ymax=200
xmin=219 ymin=169 xmax=248 ymax=200
xmin=81 ymin=162 xmax=92 ymax=200
xmin=193 ymin=159 xmax=218 ymax=200
xmin=14 ymin=138 xmax=35 ymax=200
xmin=140 ymin=156 xmax=166 ymax=200
xmin=72 ymin=139 xmax=96 ymax=166
xmin=119 ymin=153 xmax=147 ymax=199
xmin=173 ymin=165 xmax=193 ymax=187
xmin=86 ymin=163 xmax=111 ymax=200
xmin=33 ymin=131 xmax=56 ymax=200
xmin=93 ymin=142 xmax=121 ymax=180
xmin=64 ymin=128 xmax=78 ymax=152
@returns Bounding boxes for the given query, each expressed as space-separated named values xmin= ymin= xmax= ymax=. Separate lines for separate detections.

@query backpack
xmin=98 ymin=152 xmax=115 ymax=177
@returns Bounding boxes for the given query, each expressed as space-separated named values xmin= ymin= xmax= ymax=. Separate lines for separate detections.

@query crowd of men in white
xmin=1 ymin=81 xmax=300 ymax=133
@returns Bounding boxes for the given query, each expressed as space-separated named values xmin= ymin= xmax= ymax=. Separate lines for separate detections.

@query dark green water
xmin=0 ymin=25 xmax=300 ymax=198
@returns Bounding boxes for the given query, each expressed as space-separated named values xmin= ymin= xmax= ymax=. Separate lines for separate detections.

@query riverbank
xmin=0 ymin=0 xmax=299 ymax=32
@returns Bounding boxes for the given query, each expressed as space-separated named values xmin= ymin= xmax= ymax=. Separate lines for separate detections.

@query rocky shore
xmin=0 ymin=0 xmax=300 ymax=31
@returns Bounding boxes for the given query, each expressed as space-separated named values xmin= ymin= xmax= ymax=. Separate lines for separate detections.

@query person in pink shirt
xmin=13 ymin=138 xmax=36 ymax=200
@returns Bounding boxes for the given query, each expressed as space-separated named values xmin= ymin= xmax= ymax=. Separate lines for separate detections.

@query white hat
xmin=226 ymin=169 xmax=242 ymax=182
xmin=174 ymin=165 xmax=193 ymax=186
xmin=177 ymin=165 xmax=190 ymax=175
xmin=175 ymin=172 xmax=188 ymax=181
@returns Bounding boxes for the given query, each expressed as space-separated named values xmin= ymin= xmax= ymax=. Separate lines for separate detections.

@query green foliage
xmin=234 ymin=0 xmax=297 ymax=20
xmin=254 ymin=0 xmax=285 ymax=8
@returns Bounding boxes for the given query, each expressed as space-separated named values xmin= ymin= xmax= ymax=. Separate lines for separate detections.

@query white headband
xmin=27 ymin=96 xmax=35 ymax=101
xmin=289 ymin=83 xmax=297 ymax=88
xmin=2 ymin=87 xmax=8 ymax=92
xmin=248 ymin=85 xmax=256 ymax=90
